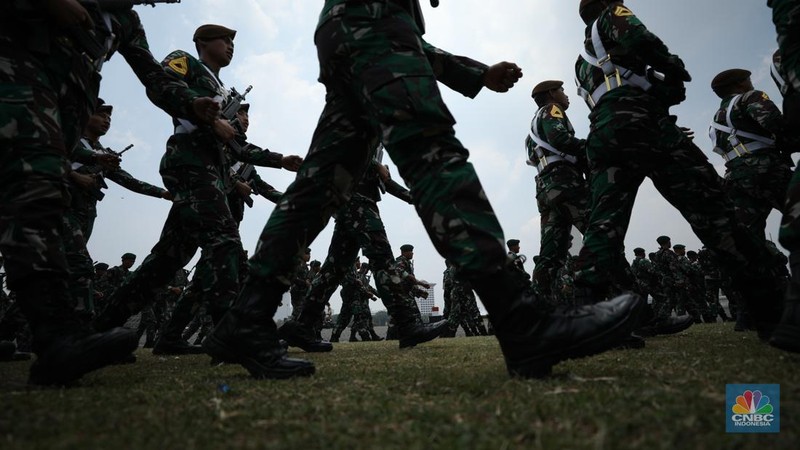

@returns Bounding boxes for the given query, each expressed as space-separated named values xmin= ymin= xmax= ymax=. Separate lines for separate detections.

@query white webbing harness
xmin=525 ymin=108 xmax=578 ymax=172
xmin=771 ymin=57 xmax=789 ymax=96
xmin=708 ymin=94 xmax=775 ymax=162
xmin=175 ymin=62 xmax=228 ymax=135
xmin=576 ymin=19 xmax=652 ymax=109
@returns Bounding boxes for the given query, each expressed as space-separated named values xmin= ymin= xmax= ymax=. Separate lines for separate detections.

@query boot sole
xmin=399 ymin=322 xmax=449 ymax=349
xmin=29 ymin=330 xmax=138 ymax=386
xmin=507 ymin=295 xmax=644 ymax=378
xmin=203 ymin=335 xmax=315 ymax=379
xmin=278 ymin=325 xmax=333 ymax=353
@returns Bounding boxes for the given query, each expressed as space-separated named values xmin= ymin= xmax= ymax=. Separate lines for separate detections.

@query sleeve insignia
xmin=614 ymin=6 xmax=633 ymax=17
xmin=762 ymin=92 xmax=770 ymax=101
xmin=550 ymin=105 xmax=564 ymax=118
xmin=167 ymin=56 xmax=189 ymax=76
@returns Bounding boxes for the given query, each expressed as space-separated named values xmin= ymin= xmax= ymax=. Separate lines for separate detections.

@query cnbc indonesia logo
xmin=731 ymin=390 xmax=774 ymax=425
xmin=726 ymin=384 xmax=779 ymax=433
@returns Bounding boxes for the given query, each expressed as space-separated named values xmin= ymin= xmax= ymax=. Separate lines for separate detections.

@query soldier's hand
xmin=95 ymin=153 xmax=121 ymax=170
xmin=235 ymin=180 xmax=252 ymax=198
xmin=46 ymin=0 xmax=93 ymax=29
xmin=161 ymin=190 xmax=174 ymax=201
xmin=192 ymin=97 xmax=221 ymax=124
xmin=70 ymin=172 xmax=98 ymax=190
xmin=679 ymin=126 xmax=695 ymax=140
xmin=281 ymin=155 xmax=304 ymax=172
xmin=665 ymin=56 xmax=692 ymax=82
xmin=376 ymin=163 xmax=390 ymax=182
xmin=212 ymin=119 xmax=237 ymax=141
xmin=169 ymin=287 xmax=183 ymax=295
xmin=483 ymin=62 xmax=523 ymax=93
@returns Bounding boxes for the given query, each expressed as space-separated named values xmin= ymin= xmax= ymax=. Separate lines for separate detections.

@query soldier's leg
xmin=62 ymin=212 xmax=96 ymax=316
xmin=0 ymin=42 xmax=136 ymax=384
xmin=649 ymin=125 xmax=784 ymax=338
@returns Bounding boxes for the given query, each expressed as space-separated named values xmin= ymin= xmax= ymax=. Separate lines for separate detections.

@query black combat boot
xmin=203 ymin=282 xmax=314 ymax=379
xmin=16 ymin=279 xmax=138 ymax=385
xmin=277 ymin=292 xmax=333 ymax=352
xmin=348 ymin=329 xmax=358 ymax=342
xmin=329 ymin=327 xmax=342 ymax=343
xmin=635 ymin=303 xmax=693 ymax=337
xmin=152 ymin=293 xmax=205 ymax=355
xmin=369 ymin=328 xmax=384 ymax=341
xmin=471 ymin=268 xmax=643 ymax=378
xmin=770 ymin=255 xmax=800 ymax=353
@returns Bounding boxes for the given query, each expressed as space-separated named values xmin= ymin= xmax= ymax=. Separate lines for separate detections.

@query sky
xmin=90 ymin=0 xmax=786 ymax=318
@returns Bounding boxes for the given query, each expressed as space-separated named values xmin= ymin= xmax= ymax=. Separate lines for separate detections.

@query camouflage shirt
xmin=526 ymin=103 xmax=587 ymax=163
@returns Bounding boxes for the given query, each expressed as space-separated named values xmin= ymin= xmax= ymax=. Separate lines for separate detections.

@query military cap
xmin=400 ymin=244 xmax=414 ymax=252
xmin=95 ymin=98 xmax=113 ymax=114
xmin=656 ymin=235 xmax=671 ymax=245
xmin=579 ymin=0 xmax=615 ymax=21
xmin=507 ymin=239 xmax=520 ymax=247
xmin=304 ymin=248 xmax=311 ymax=254
xmin=673 ymin=244 xmax=686 ymax=250
xmin=686 ymin=250 xmax=698 ymax=258
xmin=633 ymin=247 xmax=645 ymax=254
xmin=711 ymin=69 xmax=751 ymax=95
xmin=531 ymin=80 xmax=563 ymax=98
xmin=310 ymin=260 xmax=321 ymax=267
xmin=95 ymin=263 xmax=109 ymax=271
xmin=121 ymin=252 xmax=136 ymax=260
xmin=193 ymin=24 xmax=237 ymax=42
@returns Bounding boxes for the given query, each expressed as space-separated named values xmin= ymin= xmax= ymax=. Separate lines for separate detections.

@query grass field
xmin=0 ymin=323 xmax=797 ymax=449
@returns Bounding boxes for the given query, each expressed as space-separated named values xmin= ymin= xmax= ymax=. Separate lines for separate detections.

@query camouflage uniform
xmin=97 ymin=49 xmax=279 ymax=329
xmin=350 ymin=268 xmax=378 ymax=340
xmin=66 ymin=138 xmax=167 ymax=313
xmin=0 ymin=4 xmax=198 ymax=354
xmin=218 ymin=0 xmax=514 ymax=353
xmin=289 ymin=261 xmax=310 ymax=319
xmin=394 ymin=254 xmax=426 ymax=324
xmin=711 ymin=90 xmax=792 ymax=242
xmin=554 ymin=256 xmax=578 ymax=306
xmin=630 ymin=256 xmax=657 ymax=300
xmin=572 ymin=3 xmax=784 ymax=332
xmin=289 ymin=159 xmax=420 ymax=333
xmin=526 ymin=103 xmax=589 ymax=299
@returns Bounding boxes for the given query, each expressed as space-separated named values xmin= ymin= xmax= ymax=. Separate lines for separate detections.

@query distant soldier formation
xmin=1 ymin=0 xmax=799 ymax=387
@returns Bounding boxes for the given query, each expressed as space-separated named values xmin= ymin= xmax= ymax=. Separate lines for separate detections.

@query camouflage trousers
xmin=0 ymin=36 xmax=98 ymax=350
xmin=574 ymin=98 xmax=782 ymax=320
xmin=723 ymin=154 xmax=792 ymax=242
xmin=532 ymin=163 xmax=589 ymax=296
xmin=350 ymin=295 xmax=372 ymax=337
xmin=235 ymin=2 xmax=509 ymax=328
xmin=63 ymin=209 xmax=96 ymax=313
xmin=101 ymin=166 xmax=242 ymax=326
xmin=331 ymin=290 xmax=356 ymax=338
xmin=296 ymin=195 xmax=418 ymax=328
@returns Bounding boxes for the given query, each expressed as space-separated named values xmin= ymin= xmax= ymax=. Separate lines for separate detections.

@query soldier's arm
xmin=250 ymin=172 xmax=284 ymax=204
xmin=105 ymin=168 xmax=168 ymax=198
xmin=541 ymin=108 xmax=586 ymax=157
xmin=742 ymin=90 xmax=785 ymax=136
xmin=421 ymin=41 xmax=489 ymax=98
xmin=604 ymin=6 xmax=687 ymax=77
xmin=384 ymin=177 xmax=413 ymax=204
xmin=233 ymin=139 xmax=284 ymax=168
xmin=114 ymin=11 xmax=206 ymax=122
xmin=71 ymin=144 xmax=98 ymax=165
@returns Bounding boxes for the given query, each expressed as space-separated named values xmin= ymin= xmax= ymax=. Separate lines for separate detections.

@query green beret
xmin=531 ymin=80 xmax=563 ymax=98
xmin=121 ymin=253 xmax=136 ymax=260
xmin=711 ymin=69 xmax=751 ymax=96
xmin=94 ymin=263 xmax=109 ymax=271
xmin=673 ymin=244 xmax=686 ymax=250
xmin=633 ymin=247 xmax=645 ymax=254
xmin=400 ymin=244 xmax=414 ymax=252
xmin=656 ymin=236 xmax=671 ymax=246
xmin=507 ymin=239 xmax=520 ymax=247
xmin=304 ymin=248 xmax=311 ymax=254
xmin=193 ymin=24 xmax=237 ymax=43
xmin=310 ymin=260 xmax=321 ymax=267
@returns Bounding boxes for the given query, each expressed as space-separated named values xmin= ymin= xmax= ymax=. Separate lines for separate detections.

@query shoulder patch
xmin=550 ymin=105 xmax=564 ymax=119
xmin=614 ymin=6 xmax=633 ymax=17
xmin=167 ymin=56 xmax=189 ymax=76
xmin=762 ymin=92 xmax=770 ymax=101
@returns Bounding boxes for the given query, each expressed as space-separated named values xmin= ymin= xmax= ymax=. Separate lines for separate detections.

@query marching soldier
xmin=526 ymin=80 xmax=589 ymax=302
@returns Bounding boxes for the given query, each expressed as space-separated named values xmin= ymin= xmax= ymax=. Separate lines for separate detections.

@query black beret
xmin=94 ymin=263 xmax=109 ymax=271
xmin=673 ymin=244 xmax=686 ymax=250
xmin=310 ymin=260 xmax=321 ymax=267
xmin=711 ymin=69 xmax=751 ymax=95
xmin=633 ymin=247 xmax=645 ymax=254
xmin=400 ymin=244 xmax=414 ymax=252
xmin=95 ymin=98 xmax=113 ymax=114
xmin=507 ymin=239 xmax=520 ymax=247
xmin=656 ymin=236 xmax=671 ymax=245
xmin=121 ymin=253 xmax=136 ymax=260
xmin=304 ymin=248 xmax=311 ymax=254
xmin=531 ymin=80 xmax=564 ymax=98
xmin=193 ymin=24 xmax=237 ymax=43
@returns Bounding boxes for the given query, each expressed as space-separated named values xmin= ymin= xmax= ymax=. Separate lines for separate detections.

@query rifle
xmin=232 ymin=163 xmax=259 ymax=208
xmin=220 ymin=86 xmax=253 ymax=157
xmin=84 ymin=144 xmax=132 ymax=201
